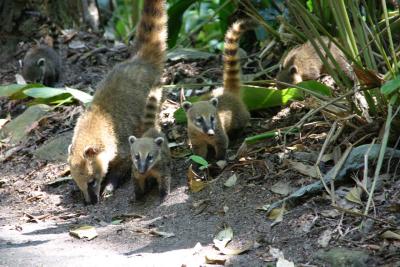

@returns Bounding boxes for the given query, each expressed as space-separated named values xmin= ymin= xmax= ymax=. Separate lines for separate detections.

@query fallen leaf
xmin=224 ymin=174 xmax=237 ymax=187
xmin=149 ymin=229 xmax=175 ymax=238
xmin=213 ymin=226 xmax=233 ymax=249
xmin=218 ymin=241 xmax=252 ymax=255
xmin=381 ymin=230 xmax=400 ymax=240
xmin=287 ymin=160 xmax=319 ymax=178
xmin=268 ymin=205 xmax=286 ymax=226
xmin=270 ymin=181 xmax=292 ymax=196
xmin=320 ymin=209 xmax=341 ymax=218
xmin=205 ymin=254 xmax=226 ymax=265
xmin=269 ymin=247 xmax=284 ymax=259
xmin=70 ymin=225 xmax=97 ymax=240
xmin=0 ymin=118 xmax=10 ymax=129
xmin=345 ymin=186 xmax=363 ymax=205
xmin=187 ymin=164 xmax=206 ymax=192
xmin=318 ymin=229 xmax=333 ymax=248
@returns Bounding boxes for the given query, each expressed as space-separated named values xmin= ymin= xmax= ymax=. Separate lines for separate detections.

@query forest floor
xmin=0 ymin=31 xmax=399 ymax=267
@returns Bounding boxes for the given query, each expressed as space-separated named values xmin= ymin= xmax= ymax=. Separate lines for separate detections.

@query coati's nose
xmin=207 ymin=129 xmax=215 ymax=136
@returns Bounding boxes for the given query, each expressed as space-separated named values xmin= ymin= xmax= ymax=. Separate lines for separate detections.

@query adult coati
xmin=68 ymin=0 xmax=167 ymax=204
xmin=276 ymin=37 xmax=353 ymax=89
xmin=182 ymin=20 xmax=251 ymax=160
xmin=22 ymin=45 xmax=61 ymax=86
xmin=128 ymin=92 xmax=171 ymax=203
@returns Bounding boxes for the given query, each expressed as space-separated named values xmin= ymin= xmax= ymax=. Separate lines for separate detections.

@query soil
xmin=1 ymin=30 xmax=399 ymax=267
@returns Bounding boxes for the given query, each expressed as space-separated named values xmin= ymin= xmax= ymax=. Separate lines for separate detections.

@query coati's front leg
xmin=213 ymin=133 xmax=229 ymax=160
xmin=190 ymin=138 xmax=208 ymax=159
xmin=155 ymin=168 xmax=171 ymax=203
xmin=132 ymin=171 xmax=146 ymax=201
xmin=102 ymin=162 xmax=131 ymax=197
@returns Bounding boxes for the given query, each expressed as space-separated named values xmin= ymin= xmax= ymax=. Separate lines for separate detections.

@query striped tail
xmin=132 ymin=0 xmax=168 ymax=69
xmin=223 ymin=20 xmax=253 ymax=96
xmin=142 ymin=95 xmax=160 ymax=132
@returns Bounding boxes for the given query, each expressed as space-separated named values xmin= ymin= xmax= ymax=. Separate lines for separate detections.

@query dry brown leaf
xmin=286 ymin=160 xmax=319 ymax=178
xmin=345 ymin=186 xmax=363 ymax=205
xmin=187 ymin=164 xmax=206 ymax=192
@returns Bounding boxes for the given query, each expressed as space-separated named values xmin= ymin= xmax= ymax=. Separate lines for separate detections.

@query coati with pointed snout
xmin=129 ymin=94 xmax=171 ymax=202
xmin=22 ymin=45 xmax=61 ymax=86
xmin=182 ymin=20 xmax=251 ymax=160
xmin=276 ymin=37 xmax=353 ymax=89
xmin=68 ymin=0 xmax=167 ymax=204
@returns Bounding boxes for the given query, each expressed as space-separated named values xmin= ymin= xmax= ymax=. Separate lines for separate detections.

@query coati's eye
xmin=196 ymin=117 xmax=203 ymax=124
xmin=135 ymin=154 xmax=140 ymax=160
xmin=147 ymin=154 xmax=153 ymax=161
xmin=210 ymin=115 xmax=215 ymax=122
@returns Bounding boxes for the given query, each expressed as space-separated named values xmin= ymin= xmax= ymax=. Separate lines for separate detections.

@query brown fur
xmin=182 ymin=20 xmax=251 ymax=160
xmin=68 ymin=0 xmax=167 ymax=204
xmin=129 ymin=92 xmax=171 ymax=202
xmin=22 ymin=45 xmax=61 ymax=86
xmin=276 ymin=37 xmax=353 ymax=89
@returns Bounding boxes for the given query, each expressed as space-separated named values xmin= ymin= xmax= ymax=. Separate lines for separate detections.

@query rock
xmin=33 ymin=131 xmax=73 ymax=162
xmin=1 ymin=104 xmax=50 ymax=144
xmin=316 ymin=248 xmax=371 ymax=267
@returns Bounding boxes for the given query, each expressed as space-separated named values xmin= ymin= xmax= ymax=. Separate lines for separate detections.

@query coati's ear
xmin=289 ymin=65 xmax=298 ymax=75
xmin=209 ymin=97 xmax=218 ymax=107
xmin=182 ymin=101 xmax=192 ymax=112
xmin=37 ymin=58 xmax=46 ymax=67
xmin=128 ymin=136 xmax=137 ymax=144
xmin=83 ymin=146 xmax=99 ymax=158
xmin=154 ymin=137 xmax=164 ymax=147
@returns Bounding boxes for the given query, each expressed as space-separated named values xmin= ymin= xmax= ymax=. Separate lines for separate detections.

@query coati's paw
xmin=101 ymin=183 xmax=115 ymax=199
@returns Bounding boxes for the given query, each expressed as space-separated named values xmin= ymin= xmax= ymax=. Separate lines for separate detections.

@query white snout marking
xmin=207 ymin=129 xmax=215 ymax=135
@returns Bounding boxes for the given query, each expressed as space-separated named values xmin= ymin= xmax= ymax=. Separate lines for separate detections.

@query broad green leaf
xmin=65 ymin=87 xmax=93 ymax=104
xmin=381 ymin=76 xmax=400 ymax=95
xmin=189 ymin=155 xmax=209 ymax=167
xmin=24 ymin=87 xmax=67 ymax=98
xmin=0 ymin=83 xmax=44 ymax=98
xmin=167 ymin=0 xmax=200 ymax=48
xmin=297 ymin=80 xmax=333 ymax=96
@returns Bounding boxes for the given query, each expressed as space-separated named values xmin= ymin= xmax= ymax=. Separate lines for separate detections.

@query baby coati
xmin=68 ymin=0 xmax=167 ymax=204
xmin=22 ymin=45 xmax=61 ymax=86
xmin=182 ymin=20 xmax=251 ymax=160
xmin=129 ymin=94 xmax=171 ymax=202
xmin=276 ymin=37 xmax=353 ymax=89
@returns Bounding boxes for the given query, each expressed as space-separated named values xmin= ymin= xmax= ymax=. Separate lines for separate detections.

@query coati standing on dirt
xmin=276 ymin=37 xmax=353 ymax=89
xmin=128 ymin=93 xmax=171 ymax=203
xmin=68 ymin=0 xmax=167 ymax=204
xmin=22 ymin=45 xmax=61 ymax=86
xmin=182 ymin=20 xmax=251 ymax=160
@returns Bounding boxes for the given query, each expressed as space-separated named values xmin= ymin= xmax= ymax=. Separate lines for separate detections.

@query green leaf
xmin=297 ymin=80 xmax=333 ymax=96
xmin=167 ymin=0 xmax=200 ymax=48
xmin=189 ymin=155 xmax=209 ymax=167
xmin=24 ymin=87 xmax=67 ymax=98
xmin=381 ymin=76 xmax=400 ymax=95
xmin=241 ymin=85 xmax=303 ymax=110
xmin=65 ymin=87 xmax=93 ymax=104
xmin=218 ymin=0 xmax=237 ymax=33
xmin=0 ymin=83 xmax=45 ymax=98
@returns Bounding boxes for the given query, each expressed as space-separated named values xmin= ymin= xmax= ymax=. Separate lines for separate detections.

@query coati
xmin=276 ymin=36 xmax=353 ymax=89
xmin=182 ymin=20 xmax=251 ymax=160
xmin=68 ymin=0 xmax=167 ymax=204
xmin=129 ymin=93 xmax=171 ymax=202
xmin=22 ymin=45 xmax=61 ymax=86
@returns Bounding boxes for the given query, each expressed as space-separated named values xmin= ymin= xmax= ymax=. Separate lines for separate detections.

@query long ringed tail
xmin=223 ymin=20 xmax=253 ymax=96
xmin=142 ymin=95 xmax=160 ymax=132
xmin=132 ymin=0 xmax=168 ymax=69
